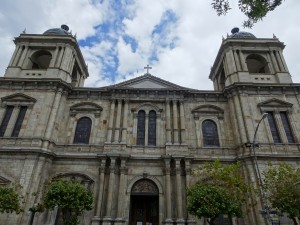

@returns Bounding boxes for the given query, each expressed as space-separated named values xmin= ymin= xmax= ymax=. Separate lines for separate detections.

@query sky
xmin=0 ymin=0 xmax=299 ymax=90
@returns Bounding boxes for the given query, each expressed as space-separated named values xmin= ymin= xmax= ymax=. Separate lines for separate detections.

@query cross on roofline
xmin=144 ymin=65 xmax=152 ymax=74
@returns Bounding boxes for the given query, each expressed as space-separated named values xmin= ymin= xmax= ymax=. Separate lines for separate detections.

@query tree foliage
xmin=43 ymin=179 xmax=93 ymax=225
xmin=0 ymin=184 xmax=22 ymax=214
xmin=211 ymin=0 xmax=284 ymax=28
xmin=263 ymin=163 xmax=300 ymax=225
xmin=187 ymin=160 xmax=252 ymax=225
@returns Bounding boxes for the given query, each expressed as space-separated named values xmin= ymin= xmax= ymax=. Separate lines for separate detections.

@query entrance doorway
xmin=130 ymin=195 xmax=158 ymax=225
xmin=129 ymin=179 xmax=159 ymax=225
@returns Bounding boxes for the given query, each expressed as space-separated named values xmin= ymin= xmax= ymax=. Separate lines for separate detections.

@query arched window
xmin=73 ymin=117 xmax=92 ymax=144
xmin=202 ymin=120 xmax=220 ymax=147
xmin=137 ymin=110 xmax=146 ymax=145
xmin=148 ymin=110 xmax=156 ymax=146
xmin=246 ymin=54 xmax=270 ymax=73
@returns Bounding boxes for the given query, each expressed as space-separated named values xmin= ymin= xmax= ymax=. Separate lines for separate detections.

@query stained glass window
xmin=0 ymin=106 xmax=14 ymax=137
xmin=137 ymin=110 xmax=145 ymax=145
xmin=73 ymin=117 xmax=92 ymax=144
xmin=266 ymin=112 xmax=281 ymax=143
xmin=148 ymin=110 xmax=156 ymax=146
xmin=11 ymin=106 xmax=27 ymax=137
xmin=202 ymin=120 xmax=220 ymax=147
xmin=280 ymin=112 xmax=295 ymax=143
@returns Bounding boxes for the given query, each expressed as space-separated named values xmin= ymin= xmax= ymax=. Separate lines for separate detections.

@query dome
xmin=43 ymin=24 xmax=70 ymax=36
xmin=229 ymin=27 xmax=256 ymax=39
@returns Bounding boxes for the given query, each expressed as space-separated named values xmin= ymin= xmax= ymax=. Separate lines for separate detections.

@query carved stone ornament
xmin=131 ymin=179 xmax=159 ymax=195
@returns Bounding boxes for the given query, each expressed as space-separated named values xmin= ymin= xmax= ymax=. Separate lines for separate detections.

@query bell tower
xmin=209 ymin=28 xmax=292 ymax=91
xmin=4 ymin=25 xmax=88 ymax=87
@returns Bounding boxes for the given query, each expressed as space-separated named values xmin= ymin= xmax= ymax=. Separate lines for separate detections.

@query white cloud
xmin=0 ymin=0 xmax=300 ymax=90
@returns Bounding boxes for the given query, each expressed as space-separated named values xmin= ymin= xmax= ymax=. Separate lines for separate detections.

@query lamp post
xmin=251 ymin=113 xmax=277 ymax=225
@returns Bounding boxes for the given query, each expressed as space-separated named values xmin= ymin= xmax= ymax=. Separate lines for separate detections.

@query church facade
xmin=0 ymin=25 xmax=299 ymax=225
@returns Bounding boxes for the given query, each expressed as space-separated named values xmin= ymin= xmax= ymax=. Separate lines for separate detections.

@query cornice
xmin=224 ymin=83 xmax=300 ymax=97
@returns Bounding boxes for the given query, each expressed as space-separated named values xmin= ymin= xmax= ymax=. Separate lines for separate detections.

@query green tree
xmin=187 ymin=160 xmax=252 ymax=225
xmin=263 ymin=163 xmax=300 ymax=225
xmin=0 ymin=184 xmax=22 ymax=214
xmin=43 ymin=179 xmax=93 ymax=225
xmin=211 ymin=0 xmax=285 ymax=28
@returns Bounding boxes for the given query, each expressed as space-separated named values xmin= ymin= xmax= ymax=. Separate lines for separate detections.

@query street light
xmin=251 ymin=113 xmax=277 ymax=225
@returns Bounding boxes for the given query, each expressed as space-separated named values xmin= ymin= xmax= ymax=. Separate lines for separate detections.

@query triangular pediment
xmin=192 ymin=104 xmax=224 ymax=114
xmin=111 ymin=74 xmax=188 ymax=90
xmin=0 ymin=176 xmax=11 ymax=185
xmin=70 ymin=102 xmax=102 ymax=117
xmin=258 ymin=98 xmax=293 ymax=108
xmin=192 ymin=104 xmax=224 ymax=119
xmin=1 ymin=93 xmax=36 ymax=103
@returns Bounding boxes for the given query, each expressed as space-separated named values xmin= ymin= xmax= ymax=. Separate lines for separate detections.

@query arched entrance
xmin=129 ymin=179 xmax=159 ymax=225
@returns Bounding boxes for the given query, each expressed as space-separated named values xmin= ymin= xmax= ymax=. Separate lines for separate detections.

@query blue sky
xmin=0 ymin=0 xmax=300 ymax=90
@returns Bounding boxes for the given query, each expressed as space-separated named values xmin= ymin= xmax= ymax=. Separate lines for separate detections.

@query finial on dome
xmin=273 ymin=33 xmax=277 ymax=39
xmin=22 ymin=28 xmax=26 ymax=34
xmin=231 ymin=27 xmax=239 ymax=34
xmin=61 ymin=24 xmax=69 ymax=31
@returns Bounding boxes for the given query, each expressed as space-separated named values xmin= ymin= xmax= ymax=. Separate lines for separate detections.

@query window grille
xmin=0 ymin=106 xmax=14 ymax=137
xmin=280 ymin=112 xmax=295 ymax=143
xmin=202 ymin=120 xmax=220 ymax=147
xmin=137 ymin=110 xmax=145 ymax=145
xmin=266 ymin=112 xmax=281 ymax=143
xmin=11 ymin=106 xmax=27 ymax=137
xmin=148 ymin=110 xmax=156 ymax=146
xmin=73 ymin=117 xmax=92 ymax=144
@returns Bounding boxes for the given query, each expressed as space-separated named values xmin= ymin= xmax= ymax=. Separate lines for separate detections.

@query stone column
xmin=175 ymin=159 xmax=184 ymax=224
xmin=95 ymin=159 xmax=106 ymax=218
xmin=166 ymin=100 xmax=172 ymax=144
xmin=179 ymin=101 xmax=186 ymax=144
xmin=43 ymin=88 xmax=63 ymax=148
xmin=114 ymin=100 xmax=122 ymax=143
xmin=185 ymin=161 xmax=196 ymax=225
xmin=270 ymin=51 xmax=279 ymax=72
xmin=238 ymin=50 xmax=247 ymax=71
xmin=107 ymin=100 xmax=115 ymax=143
xmin=115 ymin=159 xmax=128 ymax=225
xmin=121 ymin=100 xmax=129 ymax=143
xmin=275 ymin=51 xmax=284 ymax=72
xmin=49 ymin=46 xmax=59 ymax=67
xmin=9 ymin=45 xmax=20 ymax=66
xmin=106 ymin=158 xmax=116 ymax=217
xmin=18 ymin=45 xmax=29 ymax=68
xmin=278 ymin=51 xmax=289 ymax=72
xmin=173 ymin=101 xmax=179 ymax=144
xmin=55 ymin=46 xmax=65 ymax=67
xmin=233 ymin=50 xmax=241 ymax=71
xmin=232 ymin=94 xmax=247 ymax=144
xmin=164 ymin=158 xmax=173 ymax=225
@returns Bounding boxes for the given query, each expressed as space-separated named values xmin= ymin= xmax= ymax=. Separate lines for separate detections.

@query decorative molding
xmin=0 ymin=176 xmax=11 ymax=185
xmin=70 ymin=102 xmax=102 ymax=117
xmin=192 ymin=104 xmax=224 ymax=119
xmin=127 ymin=175 xmax=163 ymax=194
xmin=258 ymin=98 xmax=293 ymax=112
xmin=1 ymin=93 xmax=36 ymax=107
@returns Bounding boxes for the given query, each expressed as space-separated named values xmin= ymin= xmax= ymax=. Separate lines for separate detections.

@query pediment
xmin=192 ymin=104 xmax=224 ymax=114
xmin=258 ymin=98 xmax=293 ymax=108
xmin=70 ymin=102 xmax=102 ymax=117
xmin=111 ymin=74 xmax=187 ymax=90
xmin=192 ymin=104 xmax=224 ymax=119
xmin=0 ymin=176 xmax=11 ymax=185
xmin=1 ymin=93 xmax=37 ymax=104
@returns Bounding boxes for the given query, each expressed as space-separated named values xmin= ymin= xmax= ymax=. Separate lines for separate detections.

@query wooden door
xmin=130 ymin=195 xmax=158 ymax=225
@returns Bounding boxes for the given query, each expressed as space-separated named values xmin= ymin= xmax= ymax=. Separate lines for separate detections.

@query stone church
xmin=0 ymin=24 xmax=299 ymax=225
